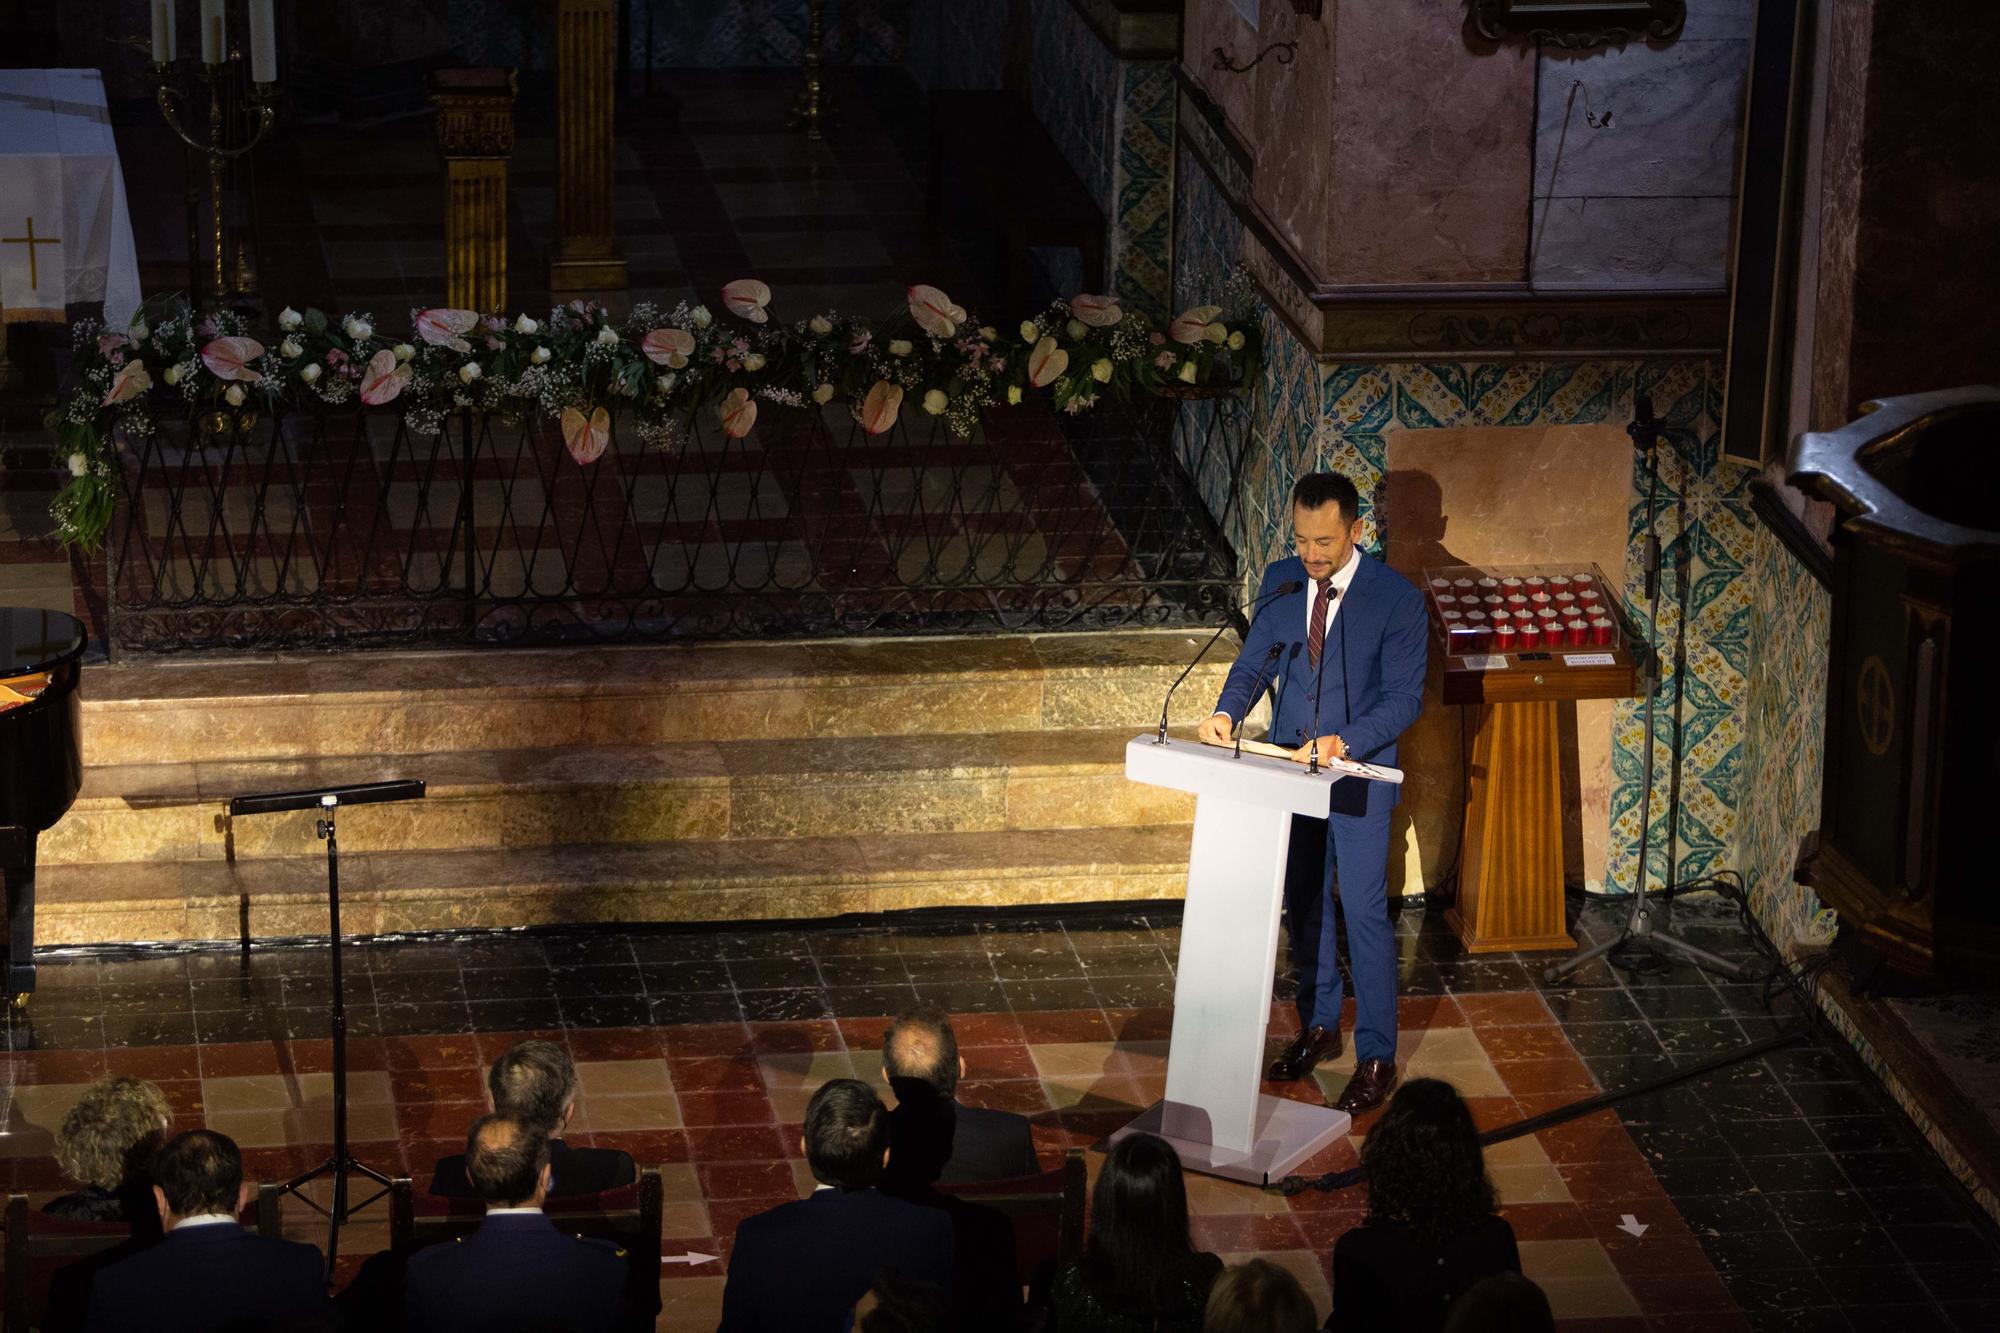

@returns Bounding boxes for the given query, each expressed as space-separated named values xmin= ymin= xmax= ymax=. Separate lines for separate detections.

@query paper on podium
xmin=1197 ymin=734 xmax=1404 ymax=784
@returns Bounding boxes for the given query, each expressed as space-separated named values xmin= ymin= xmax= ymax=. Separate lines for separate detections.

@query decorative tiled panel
xmin=1112 ymin=61 xmax=1178 ymax=323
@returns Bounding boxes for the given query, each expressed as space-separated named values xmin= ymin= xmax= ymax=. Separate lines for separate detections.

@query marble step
xmin=80 ymin=629 xmax=1239 ymax=766
xmin=32 ymin=825 xmax=1196 ymax=945
xmin=43 ymin=728 xmax=1202 ymax=865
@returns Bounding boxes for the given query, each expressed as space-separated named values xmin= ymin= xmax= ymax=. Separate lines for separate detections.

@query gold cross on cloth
xmin=2 ymin=217 xmax=62 ymax=291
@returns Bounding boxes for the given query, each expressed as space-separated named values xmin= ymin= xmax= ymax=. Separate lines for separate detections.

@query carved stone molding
xmin=1468 ymin=0 xmax=1686 ymax=50
xmin=430 ymin=67 xmax=517 ymax=159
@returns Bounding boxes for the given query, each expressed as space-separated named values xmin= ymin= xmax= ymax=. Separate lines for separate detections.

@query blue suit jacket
xmin=404 ymin=1211 xmax=628 ymax=1333
xmin=82 ymin=1222 xmax=329 ymax=1333
xmin=1213 ymin=553 xmax=1429 ymax=815
xmin=718 ymin=1186 xmax=956 ymax=1331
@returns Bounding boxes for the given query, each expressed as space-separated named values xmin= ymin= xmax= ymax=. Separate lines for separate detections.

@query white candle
xmin=248 ymin=0 xmax=277 ymax=83
xmin=151 ymin=0 xmax=176 ymax=63
xmin=201 ymin=0 xmax=225 ymax=64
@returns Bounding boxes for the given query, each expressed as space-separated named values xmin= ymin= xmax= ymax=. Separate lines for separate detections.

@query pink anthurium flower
xmin=906 ymin=284 xmax=966 ymax=338
xmin=561 ymin=405 xmax=611 ymax=465
xmin=1027 ymin=336 xmax=1068 ymax=388
xmin=414 ymin=307 xmax=480 ymax=353
xmin=97 ymin=332 xmax=131 ymax=358
xmin=200 ymin=336 xmax=266 ymax=383
xmin=642 ymin=328 xmax=696 ymax=367
xmin=861 ymin=380 xmax=904 ymax=435
xmin=721 ymin=279 xmax=772 ymax=324
xmin=718 ymin=387 xmax=758 ymax=439
xmin=1069 ymin=294 xmax=1122 ymax=327
xmin=1169 ymin=305 xmax=1222 ymax=345
xmin=358 ymin=348 xmax=411 ymax=405
xmin=101 ymin=359 xmax=151 ymax=406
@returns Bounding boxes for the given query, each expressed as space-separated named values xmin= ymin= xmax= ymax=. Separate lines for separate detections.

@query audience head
xmin=882 ymin=1003 xmax=963 ymax=1100
xmin=1083 ymin=1133 xmax=1197 ymax=1316
xmin=56 ymin=1074 xmax=172 ymax=1193
xmin=150 ymin=1129 xmax=246 ymax=1225
xmin=1442 ymin=1272 xmax=1555 ymax=1333
xmin=855 ymin=1273 xmax=954 ymax=1332
xmin=803 ymin=1078 xmax=889 ymax=1190
xmin=465 ymin=1113 xmax=553 ymax=1209
xmin=1361 ymin=1077 xmax=1497 ymax=1243
xmin=1202 ymin=1258 xmax=1316 ymax=1333
xmin=487 ymin=1039 xmax=579 ymax=1135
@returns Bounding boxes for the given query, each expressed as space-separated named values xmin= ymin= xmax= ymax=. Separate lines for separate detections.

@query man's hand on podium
xmin=1288 ymin=735 xmax=1347 ymax=764
xmin=1196 ymin=713 xmax=1233 ymax=746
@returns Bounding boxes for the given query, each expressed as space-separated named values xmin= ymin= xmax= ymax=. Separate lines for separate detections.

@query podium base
xmin=1110 ymin=1096 xmax=1352 ymax=1187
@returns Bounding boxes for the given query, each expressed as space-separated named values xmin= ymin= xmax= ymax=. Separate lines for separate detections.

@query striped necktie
xmin=1307 ymin=578 xmax=1332 ymax=671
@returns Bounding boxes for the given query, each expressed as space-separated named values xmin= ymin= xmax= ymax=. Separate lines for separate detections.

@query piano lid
xmin=0 ymin=607 xmax=86 ymax=675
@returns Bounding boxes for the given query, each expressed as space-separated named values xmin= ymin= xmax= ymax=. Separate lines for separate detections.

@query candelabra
xmin=790 ymin=0 xmax=835 ymax=141
xmin=148 ymin=49 xmax=275 ymax=306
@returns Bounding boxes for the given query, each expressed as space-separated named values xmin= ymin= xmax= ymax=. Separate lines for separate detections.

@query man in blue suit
xmin=1196 ymin=472 xmax=1428 ymax=1113
xmin=404 ymin=1114 xmax=631 ymax=1333
xmin=83 ymin=1129 xmax=329 ymax=1333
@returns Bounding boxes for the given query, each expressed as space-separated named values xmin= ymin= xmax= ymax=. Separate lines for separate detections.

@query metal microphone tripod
xmin=1544 ymin=396 xmax=1745 ymax=985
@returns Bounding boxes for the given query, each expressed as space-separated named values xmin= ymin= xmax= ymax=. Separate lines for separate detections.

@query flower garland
xmin=51 ymin=276 xmax=1261 ymax=550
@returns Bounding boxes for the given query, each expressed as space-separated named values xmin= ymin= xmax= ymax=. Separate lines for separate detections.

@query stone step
xmin=80 ymin=629 xmax=1239 ymax=766
xmin=43 ymin=728 xmax=1196 ymax=865
xmin=33 ymin=825 xmax=1196 ymax=945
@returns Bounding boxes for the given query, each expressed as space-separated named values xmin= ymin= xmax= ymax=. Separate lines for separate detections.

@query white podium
xmin=1113 ymin=736 xmax=1354 ymax=1185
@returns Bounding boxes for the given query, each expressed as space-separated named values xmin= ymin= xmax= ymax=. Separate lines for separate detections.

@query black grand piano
xmin=1 ymin=607 xmax=86 ymax=1001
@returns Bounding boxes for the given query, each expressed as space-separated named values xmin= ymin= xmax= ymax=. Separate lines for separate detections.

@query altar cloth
xmin=0 ymin=68 xmax=142 ymax=327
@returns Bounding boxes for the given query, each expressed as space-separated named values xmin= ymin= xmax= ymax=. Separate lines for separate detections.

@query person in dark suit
xmin=1198 ymin=471 xmax=1429 ymax=1113
xmin=720 ymin=1078 xmax=956 ymax=1331
xmin=82 ymin=1129 xmax=329 ymax=1333
xmin=404 ymin=1114 xmax=630 ymax=1333
xmin=1328 ymin=1080 xmax=1520 ymax=1333
xmin=427 ymin=1040 xmax=634 ymax=1198
xmin=881 ymin=1003 xmax=1039 ymax=1184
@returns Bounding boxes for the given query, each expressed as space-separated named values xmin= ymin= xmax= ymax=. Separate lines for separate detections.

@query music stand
xmin=228 ymin=779 xmax=425 ymax=1276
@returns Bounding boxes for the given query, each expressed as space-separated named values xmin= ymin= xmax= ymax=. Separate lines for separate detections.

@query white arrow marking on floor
xmin=663 ymin=1251 xmax=718 ymax=1266
xmin=1617 ymin=1214 xmax=1649 ymax=1238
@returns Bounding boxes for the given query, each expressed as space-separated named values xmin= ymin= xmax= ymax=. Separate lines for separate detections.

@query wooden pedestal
xmin=1445 ymin=700 xmax=1576 ymax=953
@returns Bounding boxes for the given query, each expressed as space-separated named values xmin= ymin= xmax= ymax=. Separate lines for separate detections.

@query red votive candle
xmin=1492 ymin=623 xmax=1518 ymax=653
xmin=1452 ymin=578 xmax=1476 ymax=593
xmin=1441 ymin=607 xmax=1463 ymax=623
xmin=1482 ymin=593 xmax=1504 ymax=608
xmin=1590 ymin=617 xmax=1614 ymax=646
xmin=1553 ymin=591 xmax=1577 ymax=611
xmin=1518 ymin=621 xmax=1543 ymax=648
xmin=1529 ymin=591 xmax=1553 ymax=608
xmin=1436 ymin=594 xmax=1458 ymax=609
xmin=1501 ymin=576 xmax=1525 ymax=591
xmin=1566 ymin=618 xmax=1590 ymax=646
xmin=1429 ymin=577 xmax=1452 ymax=592
xmin=1447 ymin=625 xmax=1475 ymax=652
xmin=1572 ymin=572 xmax=1596 ymax=592
xmin=1524 ymin=576 xmax=1548 ymax=592
xmin=1505 ymin=593 xmax=1530 ymax=613
xmin=1477 ymin=577 xmax=1501 ymax=593
xmin=1549 ymin=574 xmax=1573 ymax=595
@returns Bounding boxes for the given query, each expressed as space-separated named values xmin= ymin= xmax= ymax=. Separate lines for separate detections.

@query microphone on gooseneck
xmin=1233 ymin=642 xmax=1288 ymax=759
xmin=1156 ymin=580 xmax=1305 ymax=744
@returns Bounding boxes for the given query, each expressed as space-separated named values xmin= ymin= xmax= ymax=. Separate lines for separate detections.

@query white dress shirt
xmin=1304 ymin=545 xmax=1362 ymax=643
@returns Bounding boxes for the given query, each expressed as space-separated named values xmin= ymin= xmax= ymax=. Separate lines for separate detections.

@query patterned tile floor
xmin=5 ymin=898 xmax=1996 ymax=1331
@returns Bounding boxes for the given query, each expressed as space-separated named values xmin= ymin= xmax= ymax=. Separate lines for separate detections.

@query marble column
xmin=547 ymin=0 xmax=627 ymax=292
xmin=430 ymin=67 xmax=517 ymax=313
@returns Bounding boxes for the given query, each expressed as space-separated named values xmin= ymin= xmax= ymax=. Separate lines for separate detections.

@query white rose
xmin=394 ymin=343 xmax=415 ymax=362
xmin=224 ymin=384 xmax=246 ymax=406
xmin=922 ymin=389 xmax=948 ymax=415
xmin=530 ymin=346 xmax=551 ymax=365
xmin=690 ymin=305 xmax=712 ymax=328
xmin=595 ymin=326 xmax=619 ymax=346
xmin=742 ymin=353 xmax=766 ymax=372
xmin=1018 ymin=321 xmax=1038 ymax=342
xmin=67 ymin=452 xmax=88 ymax=477
xmin=278 ymin=307 xmax=303 ymax=331
xmin=513 ymin=314 xmax=539 ymax=335
xmin=162 ymin=364 xmax=182 ymax=386
xmin=1066 ymin=320 xmax=1086 ymax=339
xmin=344 ymin=317 xmax=372 ymax=341
xmin=300 ymin=363 xmax=322 ymax=384
xmin=130 ymin=320 xmax=149 ymax=344
xmin=280 ymin=337 xmax=303 ymax=359
xmin=1226 ymin=330 xmax=1246 ymax=351
xmin=812 ymin=382 xmax=835 ymax=404
xmin=808 ymin=314 xmax=833 ymax=336
xmin=459 ymin=362 xmax=483 ymax=384
xmin=1091 ymin=359 xmax=1113 ymax=384
xmin=656 ymin=373 xmax=678 ymax=393
xmin=888 ymin=339 xmax=913 ymax=357
xmin=1006 ymin=385 xmax=1023 ymax=405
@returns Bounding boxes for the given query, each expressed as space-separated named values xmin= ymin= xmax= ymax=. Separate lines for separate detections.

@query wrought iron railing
xmin=103 ymin=393 xmax=1249 ymax=654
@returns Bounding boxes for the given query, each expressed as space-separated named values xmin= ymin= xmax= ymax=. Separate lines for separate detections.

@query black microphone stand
xmin=1156 ymin=581 xmax=1303 ymax=744
xmin=1232 ymin=643 xmax=1288 ymax=758
xmin=1544 ymin=398 xmax=1744 ymax=984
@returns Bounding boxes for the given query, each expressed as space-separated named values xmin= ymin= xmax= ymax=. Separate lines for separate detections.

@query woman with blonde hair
xmin=47 ymin=1074 xmax=173 ymax=1223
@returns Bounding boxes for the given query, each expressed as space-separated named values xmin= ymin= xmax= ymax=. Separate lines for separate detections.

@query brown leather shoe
xmin=1333 ymin=1058 xmax=1397 ymax=1114
xmin=1266 ymin=1025 xmax=1343 ymax=1082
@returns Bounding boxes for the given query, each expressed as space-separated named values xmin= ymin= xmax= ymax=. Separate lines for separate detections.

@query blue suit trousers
xmin=1283 ymin=802 xmax=1397 ymax=1064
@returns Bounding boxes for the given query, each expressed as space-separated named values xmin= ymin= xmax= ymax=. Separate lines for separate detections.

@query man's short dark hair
xmin=1292 ymin=472 xmax=1361 ymax=526
xmin=465 ymin=1114 xmax=551 ymax=1207
xmin=151 ymin=1129 xmax=242 ymax=1217
xmin=487 ymin=1040 xmax=577 ymax=1134
xmin=882 ymin=1004 xmax=960 ymax=1099
xmin=804 ymin=1079 xmax=888 ymax=1189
